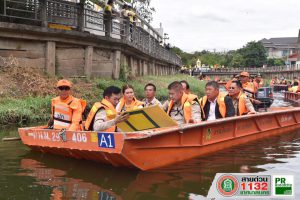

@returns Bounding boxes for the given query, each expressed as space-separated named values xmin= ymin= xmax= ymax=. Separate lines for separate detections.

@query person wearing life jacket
xmin=180 ymin=80 xmax=199 ymax=100
xmin=239 ymin=71 xmax=257 ymax=98
xmin=225 ymin=74 xmax=239 ymax=91
xmin=291 ymin=82 xmax=299 ymax=93
xmin=166 ymin=81 xmax=201 ymax=125
xmin=49 ymin=79 xmax=86 ymax=131
xmin=85 ymin=86 xmax=129 ymax=132
xmin=287 ymin=81 xmax=292 ymax=92
xmin=142 ymin=83 xmax=162 ymax=107
xmin=116 ymin=84 xmax=144 ymax=112
xmin=270 ymin=76 xmax=280 ymax=86
xmin=254 ymin=74 xmax=264 ymax=88
xmin=228 ymin=80 xmax=256 ymax=116
xmin=200 ymin=81 xmax=235 ymax=121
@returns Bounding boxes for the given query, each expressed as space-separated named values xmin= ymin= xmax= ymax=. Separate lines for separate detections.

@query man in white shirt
xmin=142 ymin=83 xmax=162 ymax=107
xmin=200 ymin=81 xmax=235 ymax=121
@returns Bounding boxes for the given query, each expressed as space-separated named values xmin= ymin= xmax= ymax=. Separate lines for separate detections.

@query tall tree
xmin=230 ymin=53 xmax=244 ymax=67
xmin=239 ymin=41 xmax=267 ymax=67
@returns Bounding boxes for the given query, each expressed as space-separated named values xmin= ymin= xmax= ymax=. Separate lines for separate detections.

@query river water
xmin=0 ymin=94 xmax=299 ymax=200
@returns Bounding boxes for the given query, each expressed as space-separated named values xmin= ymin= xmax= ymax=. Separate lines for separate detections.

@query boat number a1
xmin=98 ymin=133 xmax=115 ymax=149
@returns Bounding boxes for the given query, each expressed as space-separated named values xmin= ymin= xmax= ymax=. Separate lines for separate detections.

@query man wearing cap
xmin=239 ymin=71 xmax=257 ymax=98
xmin=49 ymin=79 xmax=85 ymax=131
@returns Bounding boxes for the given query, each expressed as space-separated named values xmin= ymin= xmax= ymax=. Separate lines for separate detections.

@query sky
xmin=151 ymin=0 xmax=300 ymax=53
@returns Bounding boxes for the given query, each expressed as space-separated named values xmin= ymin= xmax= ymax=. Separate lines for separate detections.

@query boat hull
xmin=19 ymin=108 xmax=300 ymax=170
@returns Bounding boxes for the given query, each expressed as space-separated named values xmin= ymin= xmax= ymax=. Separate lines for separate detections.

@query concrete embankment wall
xmin=0 ymin=22 xmax=179 ymax=79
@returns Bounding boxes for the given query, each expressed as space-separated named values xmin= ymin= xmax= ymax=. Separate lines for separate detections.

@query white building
xmin=260 ymin=37 xmax=298 ymax=59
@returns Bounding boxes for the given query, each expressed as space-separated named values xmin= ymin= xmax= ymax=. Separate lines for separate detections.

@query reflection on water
xmin=0 ymin=97 xmax=300 ymax=199
xmin=272 ymin=92 xmax=293 ymax=107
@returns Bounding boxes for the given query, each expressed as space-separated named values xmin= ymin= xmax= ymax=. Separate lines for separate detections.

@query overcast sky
xmin=151 ymin=0 xmax=300 ymax=53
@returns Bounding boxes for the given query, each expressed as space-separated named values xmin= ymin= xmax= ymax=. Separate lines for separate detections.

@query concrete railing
xmin=0 ymin=0 xmax=181 ymax=66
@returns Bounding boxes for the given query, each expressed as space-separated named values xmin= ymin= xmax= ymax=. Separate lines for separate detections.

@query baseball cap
xmin=56 ymin=79 xmax=72 ymax=88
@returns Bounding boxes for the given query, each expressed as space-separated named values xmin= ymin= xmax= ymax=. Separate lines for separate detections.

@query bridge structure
xmin=191 ymin=66 xmax=300 ymax=80
xmin=0 ymin=0 xmax=181 ymax=79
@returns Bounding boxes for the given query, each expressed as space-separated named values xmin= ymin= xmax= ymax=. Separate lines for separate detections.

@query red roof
xmin=288 ymin=53 xmax=299 ymax=59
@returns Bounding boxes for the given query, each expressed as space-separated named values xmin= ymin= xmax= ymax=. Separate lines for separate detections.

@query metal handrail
xmin=0 ymin=0 xmax=182 ymax=66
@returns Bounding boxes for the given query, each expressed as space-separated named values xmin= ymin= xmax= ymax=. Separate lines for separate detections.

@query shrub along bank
xmin=0 ymin=74 xmax=205 ymax=125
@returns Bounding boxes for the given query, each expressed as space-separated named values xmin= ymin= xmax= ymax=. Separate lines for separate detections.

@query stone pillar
xmin=129 ymin=56 xmax=136 ymax=76
xmin=149 ymin=62 xmax=153 ymax=75
xmin=140 ymin=60 xmax=145 ymax=76
xmin=84 ymin=46 xmax=93 ymax=79
xmin=152 ymin=61 xmax=156 ymax=75
xmin=112 ymin=50 xmax=121 ymax=79
xmin=45 ymin=41 xmax=55 ymax=76
xmin=159 ymin=66 xmax=162 ymax=75
xmin=143 ymin=61 xmax=148 ymax=75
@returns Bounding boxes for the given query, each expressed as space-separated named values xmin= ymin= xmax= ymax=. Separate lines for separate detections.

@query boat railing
xmin=284 ymin=92 xmax=300 ymax=101
xmin=125 ymin=107 xmax=300 ymax=138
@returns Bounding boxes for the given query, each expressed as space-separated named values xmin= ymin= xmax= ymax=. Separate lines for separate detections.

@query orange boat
xmin=18 ymin=107 xmax=300 ymax=171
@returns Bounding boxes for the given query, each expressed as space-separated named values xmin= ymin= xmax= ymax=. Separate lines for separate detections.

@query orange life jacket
xmin=117 ymin=96 xmax=144 ymax=112
xmin=200 ymin=93 xmax=226 ymax=119
xmin=84 ymin=99 xmax=117 ymax=132
xmin=51 ymin=96 xmax=86 ymax=131
xmin=166 ymin=93 xmax=198 ymax=123
xmin=236 ymin=92 xmax=249 ymax=116
xmin=259 ymin=79 xmax=264 ymax=87
xmin=225 ymin=80 xmax=232 ymax=91
xmin=242 ymin=82 xmax=257 ymax=97
xmin=186 ymin=93 xmax=198 ymax=101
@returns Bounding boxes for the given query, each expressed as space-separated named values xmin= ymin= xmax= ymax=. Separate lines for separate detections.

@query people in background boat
xmin=270 ymin=76 xmax=280 ymax=86
xmin=287 ymin=81 xmax=293 ymax=92
xmin=239 ymin=71 xmax=257 ymax=98
xmin=116 ymin=84 xmax=144 ymax=112
xmin=85 ymin=86 xmax=129 ymax=132
xmin=292 ymin=77 xmax=298 ymax=86
xmin=225 ymin=74 xmax=239 ymax=91
xmin=142 ymin=83 xmax=162 ymax=107
xmin=166 ymin=81 xmax=201 ymax=125
xmin=200 ymin=81 xmax=235 ymax=121
xmin=49 ymin=79 xmax=86 ymax=131
xmin=254 ymin=74 xmax=264 ymax=88
xmin=291 ymin=82 xmax=299 ymax=93
xmin=280 ymin=77 xmax=287 ymax=85
xmin=180 ymin=80 xmax=198 ymax=100
xmin=228 ymin=80 xmax=256 ymax=115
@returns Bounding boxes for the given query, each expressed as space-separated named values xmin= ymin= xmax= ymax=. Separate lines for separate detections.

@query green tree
xmin=230 ymin=53 xmax=244 ymax=67
xmin=239 ymin=41 xmax=267 ymax=67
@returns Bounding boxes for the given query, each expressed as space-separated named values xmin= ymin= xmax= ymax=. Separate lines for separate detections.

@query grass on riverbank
xmin=94 ymin=74 xmax=206 ymax=101
xmin=0 ymin=96 xmax=51 ymax=125
xmin=0 ymin=74 xmax=205 ymax=125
